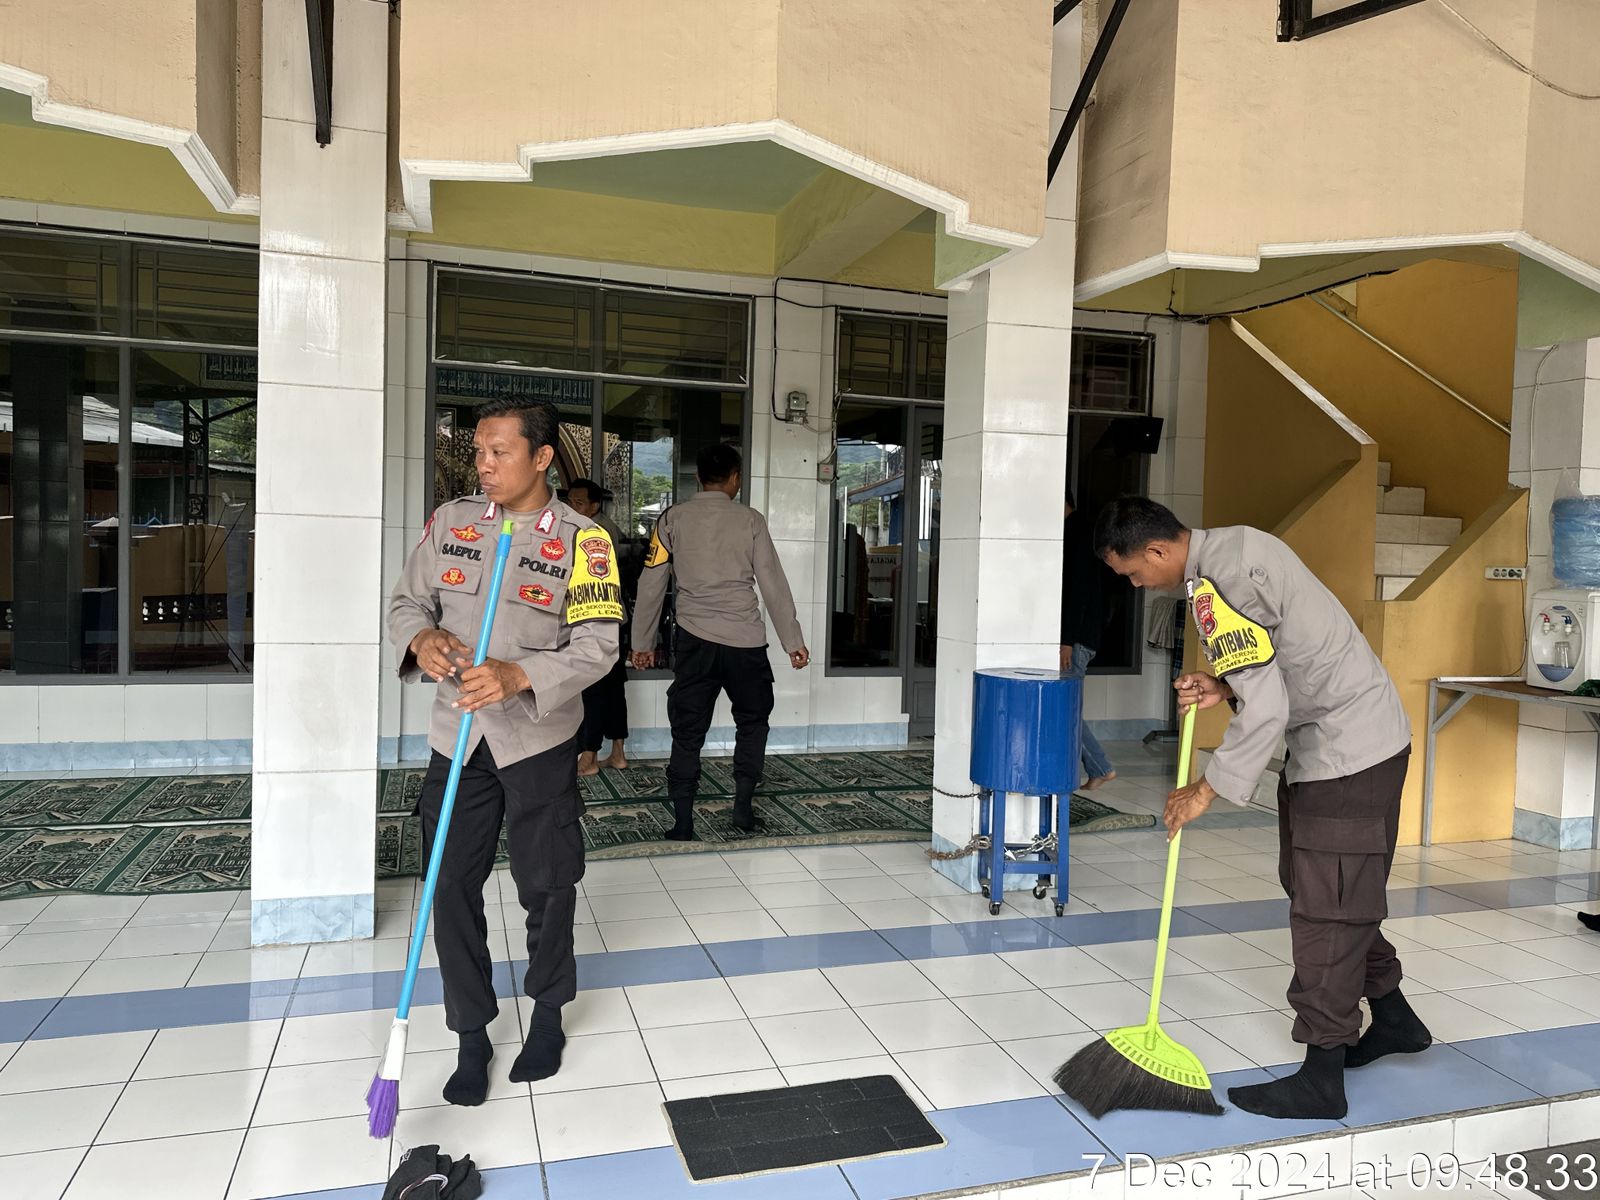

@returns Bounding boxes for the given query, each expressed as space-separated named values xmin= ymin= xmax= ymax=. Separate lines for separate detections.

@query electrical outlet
xmin=1485 ymin=566 xmax=1527 ymax=580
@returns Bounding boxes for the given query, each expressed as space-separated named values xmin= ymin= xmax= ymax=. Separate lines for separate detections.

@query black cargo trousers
xmin=665 ymin=627 xmax=776 ymax=827
xmin=417 ymin=737 xmax=584 ymax=1033
xmin=1277 ymin=747 xmax=1411 ymax=1047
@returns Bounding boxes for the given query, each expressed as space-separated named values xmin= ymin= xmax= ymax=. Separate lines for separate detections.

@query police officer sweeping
xmin=1094 ymin=497 xmax=1432 ymax=1121
xmin=630 ymin=443 xmax=808 ymax=839
xmin=387 ymin=398 xmax=622 ymax=1105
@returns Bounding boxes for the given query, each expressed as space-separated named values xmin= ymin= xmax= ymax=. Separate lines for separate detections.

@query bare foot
xmin=577 ymin=751 xmax=600 ymax=778
xmin=604 ymin=743 xmax=629 ymax=771
xmin=1083 ymin=772 xmax=1116 ymax=790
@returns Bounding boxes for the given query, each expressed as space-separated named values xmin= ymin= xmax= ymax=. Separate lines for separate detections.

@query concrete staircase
xmin=1375 ymin=459 xmax=1461 ymax=600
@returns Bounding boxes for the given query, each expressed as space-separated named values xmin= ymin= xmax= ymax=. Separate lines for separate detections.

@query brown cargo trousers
xmin=1277 ymin=748 xmax=1411 ymax=1047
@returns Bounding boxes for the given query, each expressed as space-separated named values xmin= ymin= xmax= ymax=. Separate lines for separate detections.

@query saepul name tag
xmin=1186 ymin=576 xmax=1276 ymax=678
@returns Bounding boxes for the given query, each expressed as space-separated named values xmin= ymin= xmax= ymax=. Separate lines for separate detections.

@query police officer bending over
xmin=630 ymin=443 xmax=809 ymax=840
xmin=1095 ymin=498 xmax=1432 ymax=1121
xmin=387 ymin=398 xmax=622 ymax=1105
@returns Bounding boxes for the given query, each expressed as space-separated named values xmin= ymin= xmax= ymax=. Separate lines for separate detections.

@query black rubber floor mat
xmin=664 ymin=1075 xmax=944 ymax=1181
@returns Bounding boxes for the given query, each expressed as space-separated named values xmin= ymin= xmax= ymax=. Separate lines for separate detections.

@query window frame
xmin=425 ymin=265 xmax=756 ymax=680
xmin=0 ymin=226 xmax=259 ymax=686
xmin=825 ymin=309 xmax=947 ymax=679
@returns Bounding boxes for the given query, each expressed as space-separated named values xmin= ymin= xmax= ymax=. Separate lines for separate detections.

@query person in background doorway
xmin=387 ymin=399 xmax=622 ymax=1102
xmin=564 ymin=478 xmax=630 ymax=774
xmin=630 ymin=444 xmax=810 ymax=839
xmin=1060 ymin=491 xmax=1117 ymax=789
xmin=1094 ymin=496 xmax=1431 ymax=1123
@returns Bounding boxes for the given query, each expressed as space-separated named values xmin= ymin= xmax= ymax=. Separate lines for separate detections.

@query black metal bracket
xmin=1046 ymin=0 xmax=1131 ymax=186
xmin=305 ymin=0 xmax=334 ymax=146
xmin=1277 ymin=0 xmax=1424 ymax=42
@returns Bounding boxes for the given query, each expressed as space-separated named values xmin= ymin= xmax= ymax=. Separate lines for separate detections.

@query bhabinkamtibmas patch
xmin=565 ymin=526 xmax=624 ymax=624
xmin=1187 ymin=576 xmax=1275 ymax=677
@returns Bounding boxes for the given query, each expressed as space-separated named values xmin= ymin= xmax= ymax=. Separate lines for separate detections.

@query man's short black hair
xmin=476 ymin=397 xmax=560 ymax=456
xmin=1093 ymin=496 xmax=1187 ymax=558
xmin=697 ymin=443 xmax=742 ymax=486
xmin=565 ymin=477 xmax=611 ymax=501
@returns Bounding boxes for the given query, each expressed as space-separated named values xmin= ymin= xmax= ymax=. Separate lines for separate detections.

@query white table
xmin=1424 ymin=675 xmax=1600 ymax=848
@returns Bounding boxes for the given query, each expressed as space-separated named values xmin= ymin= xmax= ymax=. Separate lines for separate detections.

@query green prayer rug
xmin=0 ymin=751 xmax=1155 ymax=898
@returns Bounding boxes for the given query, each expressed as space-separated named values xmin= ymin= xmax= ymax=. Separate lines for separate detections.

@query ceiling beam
xmin=775 ymin=171 xmax=923 ymax=281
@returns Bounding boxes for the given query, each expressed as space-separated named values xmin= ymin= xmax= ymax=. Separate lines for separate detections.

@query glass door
xmin=902 ymin=408 xmax=942 ymax=737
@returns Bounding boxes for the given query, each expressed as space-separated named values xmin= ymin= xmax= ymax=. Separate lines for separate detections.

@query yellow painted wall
xmin=399 ymin=0 xmax=1049 ymax=245
xmin=0 ymin=122 xmax=243 ymax=221
xmin=1523 ymin=0 xmax=1600 ymax=290
xmin=1364 ymin=490 xmax=1529 ymax=844
xmin=1240 ymin=283 xmax=1514 ymax=526
xmin=1202 ymin=321 xmax=1367 ymax=535
xmin=424 ymin=183 xmax=776 ymax=278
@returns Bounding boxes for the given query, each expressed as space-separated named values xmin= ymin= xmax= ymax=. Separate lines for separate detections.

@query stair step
xmin=1375 ymin=513 xmax=1461 ymax=546
xmin=1377 ymin=461 xmax=1392 ymax=487
xmin=1378 ymin=574 xmax=1417 ymax=601
xmin=1376 ymin=541 xmax=1447 ymax=576
xmin=1379 ymin=486 xmax=1425 ymax=516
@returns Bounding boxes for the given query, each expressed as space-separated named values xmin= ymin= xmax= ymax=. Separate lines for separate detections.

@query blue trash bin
xmin=968 ymin=668 xmax=1082 ymax=916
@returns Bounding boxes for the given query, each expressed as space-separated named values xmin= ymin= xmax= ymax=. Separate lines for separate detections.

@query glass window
xmin=0 ymin=341 xmax=121 ymax=674
xmin=603 ymin=291 xmax=747 ymax=384
xmin=828 ymin=399 xmax=907 ymax=669
xmin=431 ymin=369 xmax=595 ymax=509
xmin=0 ymin=232 xmax=119 ymax=336
xmin=129 ymin=350 xmax=256 ymax=674
xmin=837 ymin=313 xmax=945 ymax=400
xmin=601 ymin=383 xmax=743 ymax=657
xmin=133 ymin=245 xmax=257 ymax=347
xmin=1070 ymin=330 xmax=1152 ymax=414
xmin=435 ymin=273 xmax=594 ymax=372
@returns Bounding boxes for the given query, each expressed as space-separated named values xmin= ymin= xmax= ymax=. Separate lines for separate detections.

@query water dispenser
xmin=1527 ymin=588 xmax=1600 ymax=692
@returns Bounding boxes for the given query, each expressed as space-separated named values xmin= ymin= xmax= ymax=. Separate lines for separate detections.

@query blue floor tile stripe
xmin=1 ymin=872 xmax=1592 ymax=1047
xmin=270 ymin=1027 xmax=1600 ymax=1200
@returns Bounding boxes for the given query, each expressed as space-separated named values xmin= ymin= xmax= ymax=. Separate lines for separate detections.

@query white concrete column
xmin=929 ymin=12 xmax=1080 ymax=887
xmin=251 ymin=0 xmax=391 ymax=943
xmin=1512 ymin=337 xmax=1600 ymax=848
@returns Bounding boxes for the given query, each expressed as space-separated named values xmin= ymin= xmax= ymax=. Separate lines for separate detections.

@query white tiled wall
xmin=1513 ymin=337 xmax=1600 ymax=838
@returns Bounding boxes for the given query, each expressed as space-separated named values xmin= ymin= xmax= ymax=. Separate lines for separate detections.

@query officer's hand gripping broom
xmin=1051 ymin=703 xmax=1224 ymax=1118
xmin=367 ymin=517 xmax=516 ymax=1139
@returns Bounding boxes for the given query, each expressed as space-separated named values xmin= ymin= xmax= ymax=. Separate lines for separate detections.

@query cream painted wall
xmin=397 ymin=0 xmax=1049 ymax=246
xmin=1076 ymin=1 xmax=1600 ymax=298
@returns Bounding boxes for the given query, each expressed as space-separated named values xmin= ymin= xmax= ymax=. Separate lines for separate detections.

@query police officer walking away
xmin=1094 ymin=497 xmax=1432 ymax=1121
xmin=388 ymin=399 xmax=623 ymax=1105
xmin=630 ymin=443 xmax=809 ymax=839
xmin=564 ymin=477 xmax=631 ymax=775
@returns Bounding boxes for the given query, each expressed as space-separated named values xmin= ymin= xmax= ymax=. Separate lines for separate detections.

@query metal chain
xmin=924 ymin=831 xmax=1059 ymax=862
xmin=931 ymin=784 xmax=982 ymax=799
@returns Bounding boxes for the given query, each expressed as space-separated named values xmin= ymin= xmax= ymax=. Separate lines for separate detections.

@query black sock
xmin=509 ymin=1003 xmax=566 ymax=1083
xmin=442 ymin=1027 xmax=493 ymax=1106
xmin=666 ymin=799 xmax=695 ymax=840
xmin=1228 ymin=1045 xmax=1347 ymax=1120
xmin=1347 ymin=987 xmax=1432 ymax=1069
xmin=1579 ymin=912 xmax=1600 ymax=933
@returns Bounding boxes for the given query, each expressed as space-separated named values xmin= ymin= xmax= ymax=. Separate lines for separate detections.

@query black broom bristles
xmin=1052 ymin=1038 xmax=1224 ymax=1119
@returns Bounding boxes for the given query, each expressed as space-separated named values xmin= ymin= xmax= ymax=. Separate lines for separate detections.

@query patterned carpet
xmin=0 ymin=751 xmax=1155 ymax=898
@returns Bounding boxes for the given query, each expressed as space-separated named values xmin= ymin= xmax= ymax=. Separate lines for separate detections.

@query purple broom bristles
xmin=366 ymin=1074 xmax=400 ymax=1139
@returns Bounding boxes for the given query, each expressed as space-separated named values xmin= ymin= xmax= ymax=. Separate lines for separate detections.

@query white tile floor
xmin=2 ymin=757 xmax=1599 ymax=1199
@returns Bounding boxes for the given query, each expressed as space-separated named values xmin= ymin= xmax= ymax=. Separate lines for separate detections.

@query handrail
xmin=1228 ymin=318 xmax=1375 ymax=446
xmin=1310 ymin=294 xmax=1511 ymax=437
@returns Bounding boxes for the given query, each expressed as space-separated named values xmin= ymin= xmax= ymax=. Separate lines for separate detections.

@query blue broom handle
xmin=396 ymin=518 xmax=517 ymax=1020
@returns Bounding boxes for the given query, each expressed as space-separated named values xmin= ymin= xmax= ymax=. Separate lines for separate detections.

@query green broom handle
xmin=1145 ymin=703 xmax=1198 ymax=1027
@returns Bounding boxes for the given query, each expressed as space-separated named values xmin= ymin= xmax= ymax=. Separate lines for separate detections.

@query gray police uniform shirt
xmin=630 ymin=490 xmax=804 ymax=655
xmin=1185 ymin=526 xmax=1412 ymax=804
xmin=387 ymin=494 xmax=623 ymax=766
